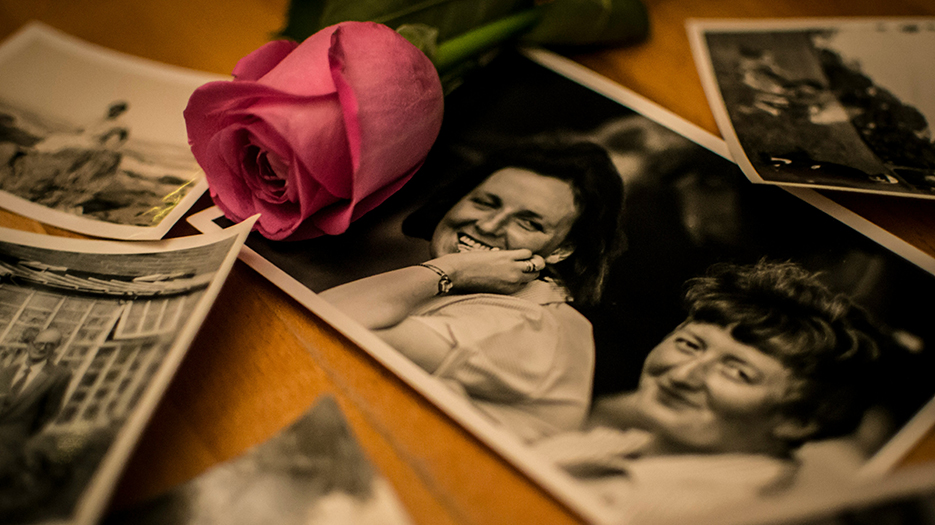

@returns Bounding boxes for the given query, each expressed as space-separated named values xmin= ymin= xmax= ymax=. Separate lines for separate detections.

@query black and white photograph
xmin=104 ymin=395 xmax=413 ymax=525
xmin=0 ymin=22 xmax=222 ymax=240
xmin=190 ymin=48 xmax=935 ymax=525
xmin=688 ymin=18 xmax=935 ymax=198
xmin=0 ymin=219 xmax=252 ymax=525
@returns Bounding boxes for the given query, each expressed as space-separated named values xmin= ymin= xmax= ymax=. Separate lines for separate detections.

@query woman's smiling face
xmin=632 ymin=322 xmax=801 ymax=455
xmin=430 ymin=167 xmax=579 ymax=259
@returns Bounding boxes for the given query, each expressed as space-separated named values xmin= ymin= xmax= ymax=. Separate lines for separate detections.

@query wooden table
xmin=0 ymin=1 xmax=933 ymax=524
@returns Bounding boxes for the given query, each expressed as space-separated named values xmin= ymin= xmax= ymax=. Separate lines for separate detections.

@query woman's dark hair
xmin=683 ymin=260 xmax=882 ymax=446
xmin=402 ymin=141 xmax=626 ymax=306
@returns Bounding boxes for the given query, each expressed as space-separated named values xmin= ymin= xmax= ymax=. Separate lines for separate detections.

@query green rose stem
xmin=431 ymin=9 xmax=540 ymax=74
xmin=372 ymin=0 xmax=462 ymax=27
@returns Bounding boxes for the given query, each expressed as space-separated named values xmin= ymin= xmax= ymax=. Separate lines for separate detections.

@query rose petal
xmin=221 ymin=95 xmax=353 ymax=222
xmin=244 ymin=145 xmax=289 ymax=205
xmin=227 ymin=95 xmax=353 ymax=200
xmin=203 ymin=128 xmax=258 ymax=221
xmin=186 ymin=80 xmax=354 ymax=217
xmin=188 ymin=82 xmax=350 ymax=193
xmin=258 ymin=25 xmax=341 ymax=97
xmin=254 ymin=181 xmax=340 ymax=240
xmin=307 ymin=159 xmax=420 ymax=235
xmin=232 ymin=40 xmax=298 ymax=81
xmin=252 ymin=193 xmax=300 ymax=238
xmin=329 ymin=22 xmax=443 ymax=199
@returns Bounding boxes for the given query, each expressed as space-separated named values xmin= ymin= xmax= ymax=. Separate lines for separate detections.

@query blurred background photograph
xmin=0 ymin=230 xmax=239 ymax=524
xmin=0 ymin=24 xmax=215 ymax=239
xmin=691 ymin=18 xmax=935 ymax=197
xmin=103 ymin=396 xmax=413 ymax=525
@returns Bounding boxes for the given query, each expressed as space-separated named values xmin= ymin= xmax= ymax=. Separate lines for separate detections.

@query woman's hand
xmin=429 ymin=249 xmax=545 ymax=295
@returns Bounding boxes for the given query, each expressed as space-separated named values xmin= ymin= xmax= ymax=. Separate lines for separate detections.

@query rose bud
xmin=184 ymin=21 xmax=444 ymax=240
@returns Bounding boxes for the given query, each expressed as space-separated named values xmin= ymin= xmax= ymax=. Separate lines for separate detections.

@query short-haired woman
xmin=536 ymin=260 xmax=881 ymax=519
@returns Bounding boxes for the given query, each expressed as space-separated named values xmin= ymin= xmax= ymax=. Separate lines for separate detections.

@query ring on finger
xmin=523 ymin=260 xmax=537 ymax=273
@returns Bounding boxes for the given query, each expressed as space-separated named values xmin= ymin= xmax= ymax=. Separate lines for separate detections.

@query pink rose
xmin=184 ymin=22 xmax=444 ymax=240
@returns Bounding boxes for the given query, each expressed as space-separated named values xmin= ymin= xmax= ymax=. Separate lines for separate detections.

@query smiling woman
xmin=634 ymin=322 xmax=801 ymax=456
xmin=321 ymin=141 xmax=627 ymax=443
xmin=534 ymin=260 xmax=883 ymax=518
xmin=430 ymin=167 xmax=579 ymax=263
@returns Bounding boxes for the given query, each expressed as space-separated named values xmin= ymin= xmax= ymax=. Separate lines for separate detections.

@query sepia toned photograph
xmin=103 ymin=395 xmax=413 ymax=525
xmin=0 ymin=221 xmax=251 ymax=525
xmin=190 ymin=48 xmax=935 ymax=524
xmin=0 ymin=22 xmax=222 ymax=240
xmin=688 ymin=18 xmax=935 ymax=198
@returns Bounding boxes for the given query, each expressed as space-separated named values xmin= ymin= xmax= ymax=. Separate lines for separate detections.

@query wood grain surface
xmin=0 ymin=1 xmax=932 ymax=524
